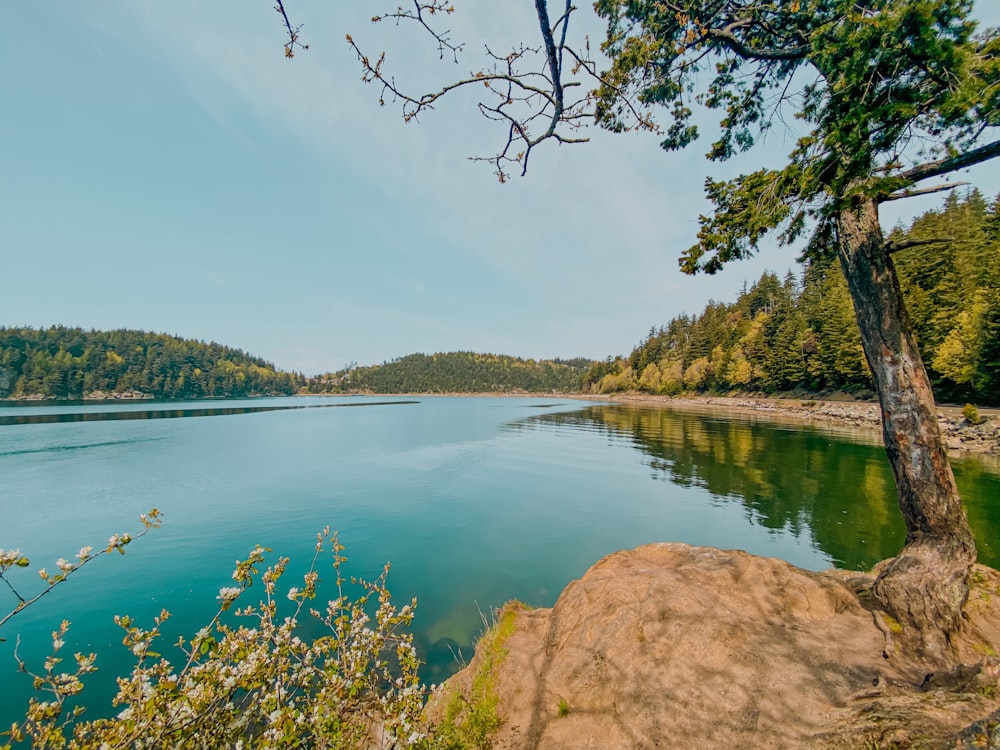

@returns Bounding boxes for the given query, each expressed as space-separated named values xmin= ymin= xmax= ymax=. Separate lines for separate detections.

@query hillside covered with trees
xmin=583 ymin=192 xmax=1000 ymax=406
xmin=0 ymin=327 xmax=303 ymax=399
xmin=305 ymin=352 xmax=592 ymax=394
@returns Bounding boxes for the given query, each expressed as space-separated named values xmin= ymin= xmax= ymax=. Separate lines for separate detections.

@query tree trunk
xmin=836 ymin=198 xmax=977 ymax=664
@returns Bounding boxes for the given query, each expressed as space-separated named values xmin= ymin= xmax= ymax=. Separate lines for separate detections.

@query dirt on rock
xmin=430 ymin=544 xmax=1000 ymax=749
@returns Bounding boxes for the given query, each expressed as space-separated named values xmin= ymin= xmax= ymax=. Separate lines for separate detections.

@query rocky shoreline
xmin=82 ymin=389 xmax=154 ymax=401
xmin=573 ymin=393 xmax=1000 ymax=457
xmin=5 ymin=390 xmax=155 ymax=401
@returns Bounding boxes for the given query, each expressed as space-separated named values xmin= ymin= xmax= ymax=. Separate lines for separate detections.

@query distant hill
xmin=0 ymin=327 xmax=303 ymax=400
xmin=304 ymin=352 xmax=593 ymax=394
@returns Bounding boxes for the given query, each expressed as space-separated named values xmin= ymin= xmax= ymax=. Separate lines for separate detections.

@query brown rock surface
xmin=431 ymin=544 xmax=1000 ymax=749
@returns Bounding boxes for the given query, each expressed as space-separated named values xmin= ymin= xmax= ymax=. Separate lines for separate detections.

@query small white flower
xmin=56 ymin=558 xmax=74 ymax=573
xmin=218 ymin=586 xmax=241 ymax=603
xmin=287 ymin=587 xmax=300 ymax=600
xmin=77 ymin=546 xmax=93 ymax=560
xmin=0 ymin=549 xmax=20 ymax=566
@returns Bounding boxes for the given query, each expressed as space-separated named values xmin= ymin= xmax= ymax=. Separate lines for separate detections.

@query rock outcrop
xmin=431 ymin=544 xmax=1000 ymax=749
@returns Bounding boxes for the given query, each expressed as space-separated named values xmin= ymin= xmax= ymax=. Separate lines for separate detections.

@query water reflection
xmin=0 ymin=400 xmax=419 ymax=427
xmin=0 ymin=438 xmax=164 ymax=457
xmin=511 ymin=405 xmax=914 ymax=570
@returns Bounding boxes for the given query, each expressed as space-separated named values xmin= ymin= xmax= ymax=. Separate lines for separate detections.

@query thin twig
xmin=274 ymin=0 xmax=308 ymax=58
xmin=0 ymin=571 xmax=25 ymax=604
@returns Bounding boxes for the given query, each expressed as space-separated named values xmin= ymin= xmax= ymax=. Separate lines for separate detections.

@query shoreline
xmin=569 ymin=392 xmax=1000 ymax=457
xmin=6 ymin=389 xmax=997 ymax=457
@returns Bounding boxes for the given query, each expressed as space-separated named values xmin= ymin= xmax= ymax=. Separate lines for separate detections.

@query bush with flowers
xmin=0 ymin=510 xmax=431 ymax=749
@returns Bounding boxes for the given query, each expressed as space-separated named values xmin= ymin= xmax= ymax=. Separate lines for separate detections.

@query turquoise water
xmin=1 ymin=396 xmax=998 ymax=726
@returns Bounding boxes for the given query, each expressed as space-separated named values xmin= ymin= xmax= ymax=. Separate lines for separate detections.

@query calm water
xmin=1 ymin=396 xmax=998 ymax=725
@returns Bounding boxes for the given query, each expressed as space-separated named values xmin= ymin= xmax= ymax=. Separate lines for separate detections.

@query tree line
xmin=582 ymin=191 xmax=1000 ymax=406
xmin=305 ymin=352 xmax=593 ymax=394
xmin=0 ymin=327 xmax=303 ymax=399
xmin=7 ymin=191 xmax=998 ymax=406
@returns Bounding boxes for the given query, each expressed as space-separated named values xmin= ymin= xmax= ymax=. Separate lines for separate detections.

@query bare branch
xmin=555 ymin=0 xmax=572 ymax=78
xmin=704 ymin=24 xmax=810 ymax=62
xmin=345 ymin=36 xmax=559 ymax=118
xmin=561 ymin=45 xmax=660 ymax=134
xmin=883 ymin=182 xmax=970 ymax=201
xmin=535 ymin=0 xmax=564 ymax=113
xmin=898 ymin=138 xmax=1000 ymax=184
xmin=373 ymin=1 xmax=464 ymax=62
xmin=349 ymin=1 xmax=610 ymax=181
xmin=886 ymin=237 xmax=954 ymax=254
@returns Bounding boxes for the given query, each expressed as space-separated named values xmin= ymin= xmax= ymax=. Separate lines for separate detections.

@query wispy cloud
xmin=19 ymin=2 xmax=995 ymax=374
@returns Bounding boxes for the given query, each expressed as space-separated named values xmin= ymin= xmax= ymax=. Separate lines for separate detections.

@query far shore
xmin=9 ymin=389 xmax=994 ymax=457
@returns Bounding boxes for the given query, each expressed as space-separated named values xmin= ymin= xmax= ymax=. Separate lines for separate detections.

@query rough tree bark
xmin=837 ymin=197 xmax=977 ymax=662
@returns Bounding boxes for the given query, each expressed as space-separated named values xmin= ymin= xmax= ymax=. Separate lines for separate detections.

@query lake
xmin=1 ymin=395 xmax=998 ymax=727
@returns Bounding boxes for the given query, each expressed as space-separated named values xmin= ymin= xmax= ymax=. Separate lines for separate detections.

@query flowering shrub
xmin=1 ymin=516 xmax=430 ymax=749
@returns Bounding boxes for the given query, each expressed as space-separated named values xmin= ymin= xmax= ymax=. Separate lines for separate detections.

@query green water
xmin=1 ymin=396 xmax=997 ymax=726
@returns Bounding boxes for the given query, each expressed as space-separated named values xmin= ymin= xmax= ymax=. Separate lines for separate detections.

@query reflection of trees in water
xmin=952 ymin=459 xmax=1000 ymax=569
xmin=515 ymin=405 xmax=907 ymax=571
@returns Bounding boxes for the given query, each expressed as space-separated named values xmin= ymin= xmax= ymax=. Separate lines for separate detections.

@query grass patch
xmin=970 ymin=569 xmax=989 ymax=586
xmin=882 ymin=614 xmax=904 ymax=634
xmin=431 ymin=602 xmax=522 ymax=749
xmin=558 ymin=699 xmax=570 ymax=717
xmin=968 ymin=569 xmax=995 ymax=604
xmin=970 ymin=641 xmax=999 ymax=658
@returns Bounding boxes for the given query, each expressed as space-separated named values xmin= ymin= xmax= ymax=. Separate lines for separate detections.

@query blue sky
xmin=3 ymin=3 xmax=998 ymax=375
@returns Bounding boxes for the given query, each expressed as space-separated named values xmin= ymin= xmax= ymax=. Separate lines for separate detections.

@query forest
xmin=0 ymin=327 xmax=303 ymax=399
xmin=582 ymin=191 xmax=1000 ymax=406
xmin=305 ymin=352 xmax=593 ymax=394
